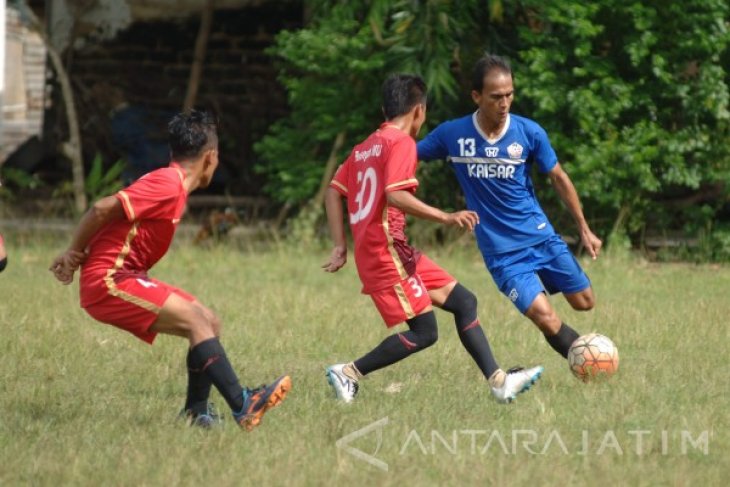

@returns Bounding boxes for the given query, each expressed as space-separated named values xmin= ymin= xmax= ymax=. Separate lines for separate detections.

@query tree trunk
xmin=184 ymin=0 xmax=215 ymax=112
xmin=21 ymin=2 xmax=86 ymax=212
xmin=312 ymin=131 xmax=347 ymax=208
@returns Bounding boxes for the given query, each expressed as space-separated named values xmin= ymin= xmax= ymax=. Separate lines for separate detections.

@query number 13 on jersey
xmin=458 ymin=138 xmax=476 ymax=157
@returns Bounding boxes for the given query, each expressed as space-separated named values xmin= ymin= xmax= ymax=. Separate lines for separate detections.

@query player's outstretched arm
xmin=322 ymin=187 xmax=347 ymax=273
xmin=548 ymin=163 xmax=602 ymax=259
xmin=386 ymin=190 xmax=479 ymax=231
xmin=50 ymin=195 xmax=126 ymax=284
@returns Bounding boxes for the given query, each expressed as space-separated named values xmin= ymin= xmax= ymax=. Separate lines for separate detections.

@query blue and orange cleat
xmin=233 ymin=375 xmax=292 ymax=431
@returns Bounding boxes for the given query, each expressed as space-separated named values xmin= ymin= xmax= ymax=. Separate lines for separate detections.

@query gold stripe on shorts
xmin=394 ymin=282 xmax=415 ymax=319
xmin=382 ymin=206 xmax=408 ymax=280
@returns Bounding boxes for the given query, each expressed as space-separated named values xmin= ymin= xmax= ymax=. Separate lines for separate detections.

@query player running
xmin=49 ymin=110 xmax=290 ymax=429
xmin=323 ymin=74 xmax=543 ymax=404
xmin=417 ymin=54 xmax=603 ymax=365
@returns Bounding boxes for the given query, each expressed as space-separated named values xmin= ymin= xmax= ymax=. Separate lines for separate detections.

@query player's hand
xmin=49 ymin=250 xmax=86 ymax=285
xmin=322 ymin=246 xmax=347 ymax=273
xmin=445 ymin=211 xmax=479 ymax=231
xmin=580 ymin=228 xmax=602 ymax=260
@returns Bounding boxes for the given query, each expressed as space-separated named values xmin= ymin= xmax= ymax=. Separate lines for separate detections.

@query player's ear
xmin=471 ymin=90 xmax=481 ymax=105
xmin=202 ymin=148 xmax=215 ymax=169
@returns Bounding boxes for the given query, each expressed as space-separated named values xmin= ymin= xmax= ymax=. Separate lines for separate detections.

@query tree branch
xmin=184 ymin=0 xmax=215 ymax=112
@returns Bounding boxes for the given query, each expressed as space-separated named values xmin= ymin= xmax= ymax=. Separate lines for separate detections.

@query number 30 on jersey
xmin=350 ymin=168 xmax=377 ymax=224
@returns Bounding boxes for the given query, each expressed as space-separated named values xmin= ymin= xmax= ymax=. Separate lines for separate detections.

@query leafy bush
xmin=257 ymin=0 xmax=730 ymax=260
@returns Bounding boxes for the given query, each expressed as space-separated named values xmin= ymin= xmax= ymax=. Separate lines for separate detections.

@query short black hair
xmin=472 ymin=54 xmax=512 ymax=92
xmin=382 ymin=74 xmax=427 ymax=120
xmin=168 ymin=109 xmax=218 ymax=160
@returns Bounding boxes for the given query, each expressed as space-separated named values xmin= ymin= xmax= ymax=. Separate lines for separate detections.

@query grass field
xmin=1 ymin=236 xmax=728 ymax=486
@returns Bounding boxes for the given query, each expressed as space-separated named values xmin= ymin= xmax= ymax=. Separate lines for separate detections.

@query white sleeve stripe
xmin=449 ymin=156 xmax=525 ymax=165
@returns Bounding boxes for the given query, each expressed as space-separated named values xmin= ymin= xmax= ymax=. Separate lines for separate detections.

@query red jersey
xmin=330 ymin=123 xmax=421 ymax=293
xmin=80 ymin=163 xmax=188 ymax=307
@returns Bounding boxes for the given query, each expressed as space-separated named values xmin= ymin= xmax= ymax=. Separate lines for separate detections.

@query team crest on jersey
xmin=485 ymin=147 xmax=499 ymax=157
xmin=507 ymin=142 xmax=523 ymax=159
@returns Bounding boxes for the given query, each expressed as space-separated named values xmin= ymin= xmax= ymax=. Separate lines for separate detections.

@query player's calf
xmin=543 ymin=322 xmax=580 ymax=358
xmin=353 ymin=311 xmax=438 ymax=376
xmin=441 ymin=284 xmax=501 ymax=380
xmin=326 ymin=312 xmax=438 ymax=402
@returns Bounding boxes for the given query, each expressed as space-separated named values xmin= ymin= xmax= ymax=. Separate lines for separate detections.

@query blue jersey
xmin=417 ymin=112 xmax=558 ymax=256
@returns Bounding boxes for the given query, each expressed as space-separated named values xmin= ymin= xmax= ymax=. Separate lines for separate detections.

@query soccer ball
xmin=567 ymin=333 xmax=619 ymax=382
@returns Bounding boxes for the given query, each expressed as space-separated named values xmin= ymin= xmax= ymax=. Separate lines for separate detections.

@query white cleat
xmin=491 ymin=366 xmax=544 ymax=404
xmin=326 ymin=364 xmax=359 ymax=403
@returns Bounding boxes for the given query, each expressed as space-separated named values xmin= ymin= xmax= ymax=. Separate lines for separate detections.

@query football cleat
xmin=233 ymin=375 xmax=292 ymax=431
xmin=326 ymin=364 xmax=359 ymax=403
xmin=179 ymin=402 xmax=222 ymax=429
xmin=491 ymin=365 xmax=544 ymax=404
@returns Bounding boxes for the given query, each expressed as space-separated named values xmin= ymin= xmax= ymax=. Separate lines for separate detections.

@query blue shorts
xmin=484 ymin=235 xmax=591 ymax=314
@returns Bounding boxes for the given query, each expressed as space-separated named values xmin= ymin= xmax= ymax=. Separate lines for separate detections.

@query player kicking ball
xmin=322 ymin=74 xmax=542 ymax=404
xmin=50 ymin=110 xmax=290 ymax=429
xmin=417 ymin=54 xmax=603 ymax=367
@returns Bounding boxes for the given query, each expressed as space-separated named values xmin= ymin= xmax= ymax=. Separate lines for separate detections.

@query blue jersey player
xmin=417 ymin=54 xmax=603 ymax=366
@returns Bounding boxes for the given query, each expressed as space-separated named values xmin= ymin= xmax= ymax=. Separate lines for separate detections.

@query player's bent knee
xmin=421 ymin=328 xmax=439 ymax=348
xmin=177 ymin=306 xmax=215 ymax=338
xmin=407 ymin=311 xmax=439 ymax=349
xmin=461 ymin=288 xmax=478 ymax=312
xmin=197 ymin=304 xmax=222 ymax=335
xmin=210 ymin=315 xmax=222 ymax=336
xmin=568 ymin=291 xmax=595 ymax=311
xmin=442 ymin=283 xmax=477 ymax=315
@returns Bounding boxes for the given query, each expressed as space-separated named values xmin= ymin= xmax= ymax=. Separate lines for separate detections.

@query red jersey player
xmin=323 ymin=74 xmax=543 ymax=403
xmin=50 ymin=110 xmax=290 ymax=429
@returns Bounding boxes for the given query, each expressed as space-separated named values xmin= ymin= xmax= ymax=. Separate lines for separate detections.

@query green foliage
xmin=52 ymin=153 xmax=125 ymax=207
xmin=258 ymin=0 xmax=729 ymax=257
xmin=0 ymin=166 xmax=43 ymax=193
xmin=255 ymin=0 xmax=491 ymax=205
xmin=514 ymin=0 xmax=730 ymax=237
xmin=84 ymin=153 xmax=125 ymax=202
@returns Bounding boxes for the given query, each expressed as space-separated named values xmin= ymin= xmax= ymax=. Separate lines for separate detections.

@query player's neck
xmin=178 ymin=163 xmax=202 ymax=193
xmin=476 ymin=111 xmax=506 ymax=139
xmin=381 ymin=116 xmax=416 ymax=138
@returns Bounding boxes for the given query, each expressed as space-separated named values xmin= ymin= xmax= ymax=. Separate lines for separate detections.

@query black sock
xmin=185 ymin=348 xmax=214 ymax=414
xmin=354 ymin=311 xmax=438 ymax=376
xmin=188 ymin=338 xmax=244 ymax=412
xmin=441 ymin=284 xmax=500 ymax=379
xmin=544 ymin=323 xmax=580 ymax=358
xmin=0 ymin=257 xmax=6 ymax=272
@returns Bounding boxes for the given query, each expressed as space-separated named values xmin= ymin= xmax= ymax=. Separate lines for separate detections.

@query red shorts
xmin=82 ymin=275 xmax=196 ymax=344
xmin=369 ymin=255 xmax=455 ymax=327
